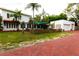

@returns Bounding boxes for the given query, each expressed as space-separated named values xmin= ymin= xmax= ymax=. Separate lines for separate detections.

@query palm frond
xmin=25 ymin=3 xmax=41 ymax=11
xmin=25 ymin=4 xmax=32 ymax=10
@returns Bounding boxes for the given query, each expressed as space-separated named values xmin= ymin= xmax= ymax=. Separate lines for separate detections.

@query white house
xmin=50 ymin=20 xmax=75 ymax=31
xmin=0 ymin=8 xmax=31 ymax=31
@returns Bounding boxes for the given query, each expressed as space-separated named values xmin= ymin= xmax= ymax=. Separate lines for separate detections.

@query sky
xmin=0 ymin=0 xmax=79 ymax=16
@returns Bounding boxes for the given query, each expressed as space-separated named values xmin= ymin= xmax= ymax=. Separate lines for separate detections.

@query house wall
xmin=54 ymin=21 xmax=63 ymax=30
xmin=63 ymin=24 xmax=71 ymax=31
xmin=0 ymin=9 xmax=30 ymax=22
xmin=2 ymin=10 xmax=14 ymax=20
xmin=50 ymin=20 xmax=75 ymax=31
xmin=21 ymin=15 xmax=30 ymax=22
xmin=63 ymin=24 xmax=75 ymax=31
xmin=0 ymin=9 xmax=30 ymax=31
xmin=3 ymin=27 xmax=17 ymax=31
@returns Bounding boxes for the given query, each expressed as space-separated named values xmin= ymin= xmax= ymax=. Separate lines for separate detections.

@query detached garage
xmin=50 ymin=20 xmax=75 ymax=31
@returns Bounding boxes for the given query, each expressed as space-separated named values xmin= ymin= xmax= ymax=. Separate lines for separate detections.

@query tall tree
xmin=25 ymin=3 xmax=41 ymax=29
xmin=75 ymin=4 xmax=79 ymax=19
xmin=25 ymin=3 xmax=41 ymax=20
xmin=34 ymin=9 xmax=49 ymax=22
xmin=64 ymin=3 xmax=79 ymax=26
xmin=64 ymin=3 xmax=78 ymax=20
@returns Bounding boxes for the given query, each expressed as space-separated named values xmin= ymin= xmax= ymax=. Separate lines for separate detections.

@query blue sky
xmin=0 ymin=0 xmax=79 ymax=15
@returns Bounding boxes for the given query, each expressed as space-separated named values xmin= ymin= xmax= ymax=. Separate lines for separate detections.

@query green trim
xmin=33 ymin=21 xmax=48 ymax=24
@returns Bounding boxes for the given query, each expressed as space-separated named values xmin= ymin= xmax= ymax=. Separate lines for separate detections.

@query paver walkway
xmin=0 ymin=31 xmax=79 ymax=56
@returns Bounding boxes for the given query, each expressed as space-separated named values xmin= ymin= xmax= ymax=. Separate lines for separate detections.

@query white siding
xmin=50 ymin=20 xmax=75 ymax=31
xmin=0 ymin=9 xmax=30 ymax=22
xmin=1 ymin=10 xmax=14 ymax=20
xmin=0 ymin=9 xmax=30 ymax=31
xmin=21 ymin=15 xmax=30 ymax=22
xmin=0 ymin=9 xmax=2 ymax=16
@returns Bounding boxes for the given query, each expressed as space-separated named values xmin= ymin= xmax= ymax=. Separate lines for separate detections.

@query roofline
xmin=0 ymin=8 xmax=31 ymax=17
xmin=50 ymin=19 xmax=66 ymax=22
xmin=50 ymin=19 xmax=75 ymax=23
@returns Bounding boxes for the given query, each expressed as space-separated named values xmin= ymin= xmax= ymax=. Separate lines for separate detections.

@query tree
xmin=59 ymin=13 xmax=67 ymax=20
xmin=10 ymin=9 xmax=22 ymax=31
xmin=28 ymin=17 xmax=33 ymax=29
xmin=25 ymin=3 xmax=41 ymax=20
xmin=21 ymin=21 xmax=25 ymax=33
xmin=34 ymin=9 xmax=49 ymax=22
xmin=64 ymin=3 xmax=79 ymax=26
xmin=64 ymin=3 xmax=78 ymax=20
xmin=0 ymin=16 xmax=3 ymax=30
xmin=34 ymin=14 xmax=41 ymax=22
xmin=41 ymin=9 xmax=49 ymax=22
xmin=25 ymin=3 xmax=41 ymax=29
xmin=11 ymin=9 xmax=22 ymax=21
xmin=75 ymin=4 xmax=79 ymax=19
xmin=34 ymin=9 xmax=50 ymax=23
xmin=45 ymin=13 xmax=67 ymax=22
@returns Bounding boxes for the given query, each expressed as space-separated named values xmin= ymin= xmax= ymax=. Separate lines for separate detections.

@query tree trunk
xmin=22 ymin=28 xmax=24 ymax=34
xmin=32 ymin=9 xmax=34 ymax=30
xmin=33 ymin=9 xmax=34 ymax=20
xmin=69 ymin=13 xmax=78 ymax=26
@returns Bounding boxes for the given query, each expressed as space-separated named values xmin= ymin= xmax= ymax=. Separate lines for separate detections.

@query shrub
xmin=30 ymin=29 xmax=62 ymax=34
xmin=0 ymin=16 xmax=2 ymax=30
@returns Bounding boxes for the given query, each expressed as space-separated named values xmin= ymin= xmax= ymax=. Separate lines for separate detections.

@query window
xmin=6 ymin=23 xmax=8 ymax=28
xmin=14 ymin=23 xmax=16 ymax=28
xmin=12 ymin=23 xmax=14 ymax=28
xmin=7 ymin=13 xmax=10 ymax=18
xmin=9 ymin=23 xmax=10 ymax=28
xmin=21 ymin=22 xmax=25 ymax=28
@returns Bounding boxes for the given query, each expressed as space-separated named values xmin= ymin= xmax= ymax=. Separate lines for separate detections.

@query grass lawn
xmin=0 ymin=31 xmax=70 ymax=50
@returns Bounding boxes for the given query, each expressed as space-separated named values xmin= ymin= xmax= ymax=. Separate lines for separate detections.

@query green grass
xmin=0 ymin=31 xmax=70 ymax=50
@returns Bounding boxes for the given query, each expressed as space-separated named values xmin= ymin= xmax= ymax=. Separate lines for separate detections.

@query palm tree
xmin=13 ymin=9 xmax=22 ymax=21
xmin=11 ymin=9 xmax=22 ymax=31
xmin=25 ymin=3 xmax=41 ymax=29
xmin=25 ymin=3 xmax=41 ymax=20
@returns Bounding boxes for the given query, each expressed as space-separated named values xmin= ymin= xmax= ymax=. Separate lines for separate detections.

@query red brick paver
xmin=0 ymin=31 xmax=79 ymax=56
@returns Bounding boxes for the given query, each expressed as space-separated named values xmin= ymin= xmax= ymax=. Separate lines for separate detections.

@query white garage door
xmin=63 ymin=24 xmax=71 ymax=31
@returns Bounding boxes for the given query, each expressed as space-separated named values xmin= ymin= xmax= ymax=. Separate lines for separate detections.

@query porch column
xmin=40 ymin=24 xmax=41 ymax=29
xmin=36 ymin=25 xmax=38 ymax=29
xmin=18 ymin=24 xmax=21 ymax=30
xmin=31 ymin=24 xmax=32 ymax=29
xmin=7 ymin=23 xmax=9 ymax=28
xmin=2 ymin=21 xmax=4 ymax=30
